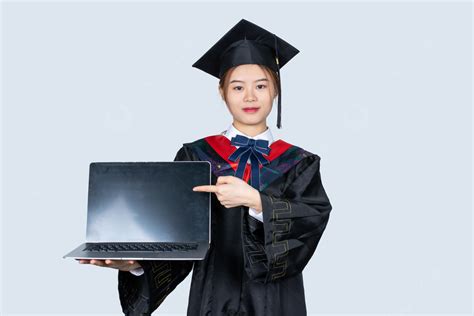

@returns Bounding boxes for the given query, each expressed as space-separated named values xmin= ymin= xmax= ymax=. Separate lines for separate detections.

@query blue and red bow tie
xmin=228 ymin=134 xmax=271 ymax=190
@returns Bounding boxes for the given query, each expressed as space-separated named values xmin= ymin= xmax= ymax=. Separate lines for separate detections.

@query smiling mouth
xmin=243 ymin=107 xmax=260 ymax=113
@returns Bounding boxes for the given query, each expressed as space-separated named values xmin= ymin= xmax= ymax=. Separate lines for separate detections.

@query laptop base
xmin=63 ymin=241 xmax=209 ymax=260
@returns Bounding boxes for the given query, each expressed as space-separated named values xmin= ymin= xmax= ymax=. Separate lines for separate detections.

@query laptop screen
xmin=85 ymin=162 xmax=210 ymax=243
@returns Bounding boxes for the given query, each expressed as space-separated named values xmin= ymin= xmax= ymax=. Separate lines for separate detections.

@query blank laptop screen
xmin=85 ymin=162 xmax=210 ymax=242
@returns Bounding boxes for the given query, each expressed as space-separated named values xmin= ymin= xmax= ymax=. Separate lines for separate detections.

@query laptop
xmin=63 ymin=161 xmax=211 ymax=260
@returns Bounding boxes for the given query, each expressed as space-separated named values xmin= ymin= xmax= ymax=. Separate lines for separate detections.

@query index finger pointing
xmin=193 ymin=185 xmax=218 ymax=193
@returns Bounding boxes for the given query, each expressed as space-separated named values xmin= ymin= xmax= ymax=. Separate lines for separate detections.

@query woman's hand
xmin=193 ymin=176 xmax=262 ymax=212
xmin=77 ymin=259 xmax=141 ymax=272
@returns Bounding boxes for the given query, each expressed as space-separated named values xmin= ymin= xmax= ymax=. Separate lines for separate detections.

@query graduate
xmin=79 ymin=18 xmax=332 ymax=316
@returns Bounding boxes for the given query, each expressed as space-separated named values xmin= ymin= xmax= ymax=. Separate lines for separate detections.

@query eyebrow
xmin=229 ymin=78 xmax=269 ymax=84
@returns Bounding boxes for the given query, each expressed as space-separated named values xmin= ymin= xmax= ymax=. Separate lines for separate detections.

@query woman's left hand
xmin=193 ymin=176 xmax=262 ymax=211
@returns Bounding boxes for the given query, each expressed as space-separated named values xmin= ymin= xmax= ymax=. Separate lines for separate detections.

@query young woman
xmin=78 ymin=19 xmax=332 ymax=316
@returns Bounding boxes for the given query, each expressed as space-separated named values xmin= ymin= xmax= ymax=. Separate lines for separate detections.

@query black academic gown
xmin=117 ymin=135 xmax=332 ymax=316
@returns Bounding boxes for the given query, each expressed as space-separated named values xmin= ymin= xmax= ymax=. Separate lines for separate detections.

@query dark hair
xmin=219 ymin=64 xmax=280 ymax=102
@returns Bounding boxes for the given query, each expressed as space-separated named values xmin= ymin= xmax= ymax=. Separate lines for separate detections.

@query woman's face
xmin=219 ymin=64 xmax=276 ymax=128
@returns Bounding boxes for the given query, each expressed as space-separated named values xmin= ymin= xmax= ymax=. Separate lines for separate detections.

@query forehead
xmin=228 ymin=64 xmax=268 ymax=80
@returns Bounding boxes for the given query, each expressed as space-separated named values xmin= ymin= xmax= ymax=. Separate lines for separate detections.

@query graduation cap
xmin=192 ymin=19 xmax=299 ymax=129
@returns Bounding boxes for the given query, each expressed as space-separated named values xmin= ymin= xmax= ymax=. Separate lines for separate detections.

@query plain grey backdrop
xmin=1 ymin=1 xmax=472 ymax=315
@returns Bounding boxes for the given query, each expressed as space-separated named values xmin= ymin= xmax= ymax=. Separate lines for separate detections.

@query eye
xmin=257 ymin=84 xmax=267 ymax=89
xmin=233 ymin=86 xmax=243 ymax=91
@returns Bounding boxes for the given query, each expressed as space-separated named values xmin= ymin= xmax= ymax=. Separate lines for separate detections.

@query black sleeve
xmin=117 ymin=145 xmax=195 ymax=315
xmin=242 ymin=154 xmax=332 ymax=284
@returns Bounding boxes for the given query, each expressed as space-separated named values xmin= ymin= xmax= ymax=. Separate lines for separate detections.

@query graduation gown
xmin=117 ymin=135 xmax=332 ymax=316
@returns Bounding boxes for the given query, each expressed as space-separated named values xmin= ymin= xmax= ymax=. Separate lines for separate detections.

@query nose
xmin=244 ymin=89 xmax=256 ymax=102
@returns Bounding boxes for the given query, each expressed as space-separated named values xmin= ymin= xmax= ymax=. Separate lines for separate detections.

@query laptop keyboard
xmin=84 ymin=242 xmax=198 ymax=252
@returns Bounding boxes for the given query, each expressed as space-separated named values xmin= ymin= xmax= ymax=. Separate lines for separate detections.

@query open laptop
xmin=63 ymin=161 xmax=211 ymax=260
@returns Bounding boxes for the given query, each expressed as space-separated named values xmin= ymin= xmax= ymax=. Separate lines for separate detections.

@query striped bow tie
xmin=228 ymin=134 xmax=271 ymax=190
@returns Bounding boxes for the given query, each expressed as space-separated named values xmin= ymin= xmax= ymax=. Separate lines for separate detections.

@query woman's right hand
xmin=77 ymin=259 xmax=141 ymax=272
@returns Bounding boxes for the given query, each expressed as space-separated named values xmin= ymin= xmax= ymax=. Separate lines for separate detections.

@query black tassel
xmin=274 ymin=34 xmax=282 ymax=129
xmin=276 ymin=67 xmax=282 ymax=129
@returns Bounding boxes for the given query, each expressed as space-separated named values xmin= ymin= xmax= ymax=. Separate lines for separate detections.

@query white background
xmin=1 ymin=0 xmax=472 ymax=315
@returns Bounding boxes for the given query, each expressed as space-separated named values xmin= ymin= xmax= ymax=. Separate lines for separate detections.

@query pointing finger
xmin=193 ymin=185 xmax=219 ymax=193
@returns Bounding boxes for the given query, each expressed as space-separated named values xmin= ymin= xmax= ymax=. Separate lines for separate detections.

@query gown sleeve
xmin=242 ymin=153 xmax=332 ymax=284
xmin=117 ymin=146 xmax=195 ymax=315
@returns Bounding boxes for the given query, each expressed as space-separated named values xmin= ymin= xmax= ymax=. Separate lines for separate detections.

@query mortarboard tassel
xmin=273 ymin=33 xmax=282 ymax=129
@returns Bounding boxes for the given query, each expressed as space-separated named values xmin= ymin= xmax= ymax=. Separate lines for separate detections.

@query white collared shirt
xmin=130 ymin=124 xmax=272 ymax=276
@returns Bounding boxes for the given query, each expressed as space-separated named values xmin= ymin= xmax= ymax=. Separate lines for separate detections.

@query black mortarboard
xmin=192 ymin=19 xmax=299 ymax=129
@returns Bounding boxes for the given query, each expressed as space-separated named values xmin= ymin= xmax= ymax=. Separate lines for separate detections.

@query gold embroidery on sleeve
xmin=269 ymin=195 xmax=292 ymax=280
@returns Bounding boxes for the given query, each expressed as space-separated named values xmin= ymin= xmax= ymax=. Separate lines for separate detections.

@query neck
xmin=232 ymin=120 xmax=268 ymax=137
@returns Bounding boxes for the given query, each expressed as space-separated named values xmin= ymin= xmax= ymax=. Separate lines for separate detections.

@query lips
xmin=243 ymin=107 xmax=260 ymax=113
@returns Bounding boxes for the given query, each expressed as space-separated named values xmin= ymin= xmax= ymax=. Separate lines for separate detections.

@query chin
xmin=244 ymin=120 xmax=266 ymax=126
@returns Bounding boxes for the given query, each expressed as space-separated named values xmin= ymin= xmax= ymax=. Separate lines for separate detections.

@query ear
xmin=218 ymin=86 xmax=225 ymax=101
xmin=271 ymin=83 xmax=278 ymax=100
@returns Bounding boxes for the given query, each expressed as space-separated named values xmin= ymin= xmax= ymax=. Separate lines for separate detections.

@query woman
xmin=79 ymin=19 xmax=332 ymax=316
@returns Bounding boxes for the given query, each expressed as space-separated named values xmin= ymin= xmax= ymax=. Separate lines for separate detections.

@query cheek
xmin=225 ymin=92 xmax=241 ymax=106
xmin=227 ymin=90 xmax=241 ymax=101
xmin=257 ymin=90 xmax=274 ymax=106
xmin=257 ymin=88 xmax=273 ymax=100
xmin=224 ymin=96 xmax=241 ymax=114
